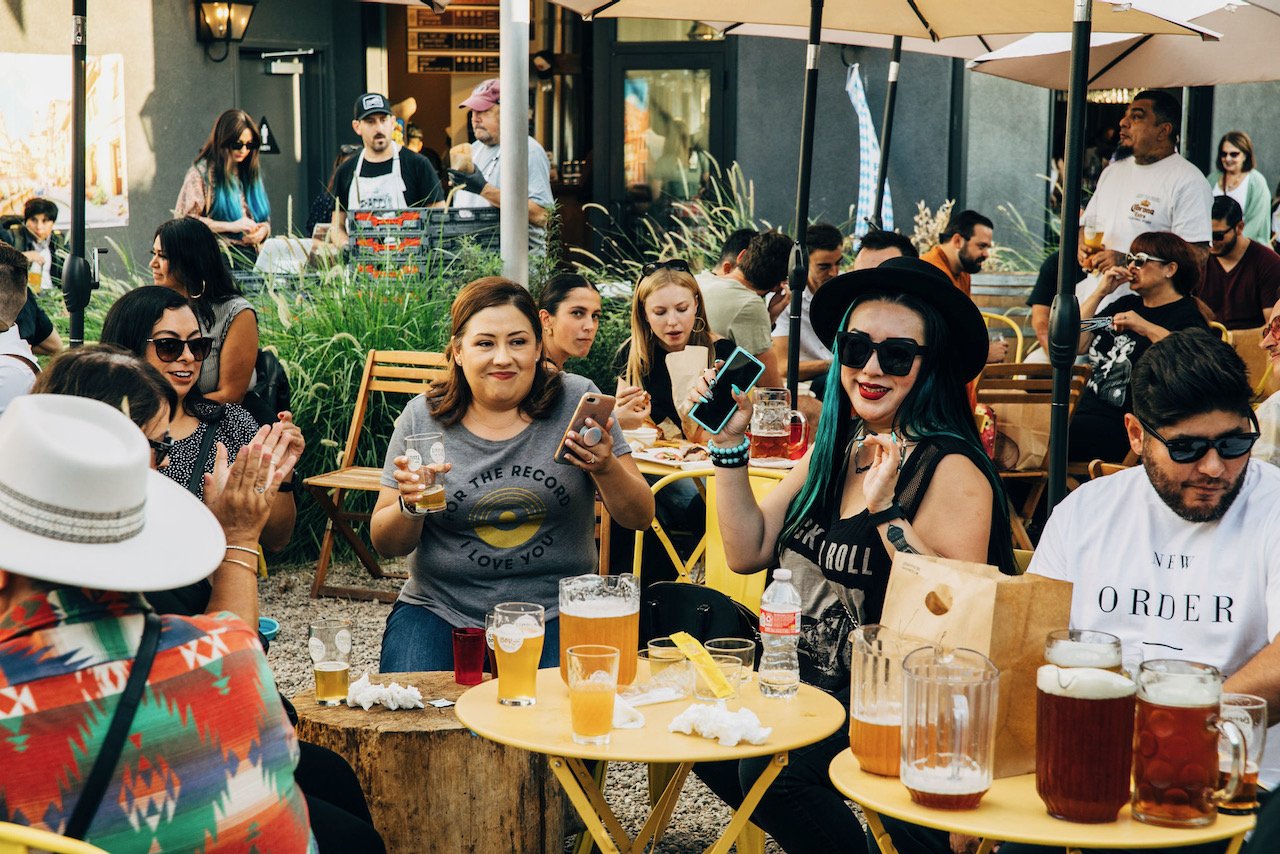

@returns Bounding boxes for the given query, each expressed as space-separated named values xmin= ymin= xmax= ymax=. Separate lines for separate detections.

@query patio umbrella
xmin=970 ymin=0 xmax=1280 ymax=89
xmin=551 ymin=0 xmax=1212 ymax=404
xmin=706 ymin=27 xmax=1022 ymax=231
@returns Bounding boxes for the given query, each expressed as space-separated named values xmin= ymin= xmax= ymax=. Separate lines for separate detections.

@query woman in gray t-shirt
xmin=372 ymin=278 xmax=655 ymax=673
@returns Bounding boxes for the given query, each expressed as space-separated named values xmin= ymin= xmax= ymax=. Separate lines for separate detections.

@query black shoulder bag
xmin=186 ymin=405 xmax=227 ymax=496
xmin=64 ymin=612 xmax=163 ymax=840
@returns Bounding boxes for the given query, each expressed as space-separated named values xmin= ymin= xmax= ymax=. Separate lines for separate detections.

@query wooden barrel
xmin=294 ymin=672 xmax=564 ymax=853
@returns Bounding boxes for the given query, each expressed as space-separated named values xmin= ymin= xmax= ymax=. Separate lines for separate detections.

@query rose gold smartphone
xmin=553 ymin=392 xmax=616 ymax=465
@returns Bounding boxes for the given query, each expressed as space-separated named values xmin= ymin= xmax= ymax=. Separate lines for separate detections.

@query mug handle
xmin=788 ymin=410 xmax=809 ymax=459
xmin=1212 ymin=717 xmax=1246 ymax=804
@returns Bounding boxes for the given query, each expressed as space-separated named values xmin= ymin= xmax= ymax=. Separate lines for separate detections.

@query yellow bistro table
xmin=829 ymin=749 xmax=1255 ymax=854
xmin=456 ymin=665 xmax=845 ymax=854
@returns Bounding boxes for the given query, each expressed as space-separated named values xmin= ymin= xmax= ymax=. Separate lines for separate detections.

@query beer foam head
xmin=559 ymin=598 xmax=639 ymax=618
xmin=1140 ymin=677 xmax=1219 ymax=707
xmin=1046 ymin=640 xmax=1122 ymax=669
xmin=1037 ymin=665 xmax=1136 ymax=699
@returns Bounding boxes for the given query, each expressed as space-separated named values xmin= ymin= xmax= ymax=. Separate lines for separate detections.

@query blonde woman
xmin=615 ymin=260 xmax=733 ymax=440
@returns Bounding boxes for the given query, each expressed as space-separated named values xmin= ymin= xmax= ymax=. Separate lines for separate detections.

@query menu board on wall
xmin=407 ymin=0 xmax=504 ymax=75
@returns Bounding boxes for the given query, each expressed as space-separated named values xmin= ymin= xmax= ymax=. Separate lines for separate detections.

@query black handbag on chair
xmin=640 ymin=582 xmax=760 ymax=662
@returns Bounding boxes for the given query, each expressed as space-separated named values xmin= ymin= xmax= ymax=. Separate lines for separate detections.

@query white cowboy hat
xmin=0 ymin=394 xmax=224 ymax=591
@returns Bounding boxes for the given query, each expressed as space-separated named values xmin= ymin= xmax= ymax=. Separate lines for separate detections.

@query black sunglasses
xmin=640 ymin=259 xmax=691 ymax=278
xmin=1220 ymin=150 xmax=1242 ymax=158
xmin=835 ymin=330 xmax=928 ymax=376
xmin=148 ymin=431 xmax=173 ymax=467
xmin=1211 ymin=229 xmax=1233 ymax=241
xmin=226 ymin=140 xmax=260 ymax=152
xmin=148 ymin=336 xmax=214 ymax=363
xmin=1138 ymin=414 xmax=1260 ymax=464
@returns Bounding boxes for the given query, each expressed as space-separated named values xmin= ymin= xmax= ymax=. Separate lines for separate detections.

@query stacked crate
xmin=348 ymin=208 xmax=501 ymax=278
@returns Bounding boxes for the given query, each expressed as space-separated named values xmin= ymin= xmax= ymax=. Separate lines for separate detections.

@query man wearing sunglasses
xmin=1202 ymin=195 xmax=1280 ymax=330
xmin=1026 ymin=329 xmax=1280 ymax=796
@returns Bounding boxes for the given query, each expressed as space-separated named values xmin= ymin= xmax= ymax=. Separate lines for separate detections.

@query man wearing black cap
xmin=447 ymin=78 xmax=555 ymax=254
xmin=329 ymin=92 xmax=445 ymax=245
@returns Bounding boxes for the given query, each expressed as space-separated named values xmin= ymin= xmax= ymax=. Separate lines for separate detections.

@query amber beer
xmin=559 ymin=600 xmax=639 ymax=686
xmin=1132 ymin=661 xmax=1244 ymax=829
xmin=314 ymin=661 xmax=350 ymax=705
xmin=902 ymin=761 xmax=989 ymax=810
xmin=416 ymin=483 xmax=446 ymax=513
xmin=850 ymin=711 xmax=902 ymax=777
xmin=495 ymin=622 xmax=544 ymax=706
xmin=1035 ymin=665 xmax=1136 ymax=823
xmin=748 ymin=430 xmax=790 ymax=460
xmin=1219 ymin=763 xmax=1259 ymax=814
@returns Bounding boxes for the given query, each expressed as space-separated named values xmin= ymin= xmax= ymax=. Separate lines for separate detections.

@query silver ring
xmin=254 ymin=485 xmax=266 ymax=494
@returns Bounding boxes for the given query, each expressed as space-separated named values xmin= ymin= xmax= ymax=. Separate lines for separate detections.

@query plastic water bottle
xmin=758 ymin=568 xmax=801 ymax=698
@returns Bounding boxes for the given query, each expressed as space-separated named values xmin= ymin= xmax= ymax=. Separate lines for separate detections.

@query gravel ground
xmin=261 ymin=560 xmax=805 ymax=853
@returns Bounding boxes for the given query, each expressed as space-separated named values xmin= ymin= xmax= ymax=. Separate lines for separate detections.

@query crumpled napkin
xmin=668 ymin=703 xmax=772 ymax=747
xmin=345 ymin=672 xmax=425 ymax=711
xmin=612 ymin=692 xmax=645 ymax=729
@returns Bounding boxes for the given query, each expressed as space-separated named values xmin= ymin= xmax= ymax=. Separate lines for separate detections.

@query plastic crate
xmin=350 ymin=209 xmax=428 ymax=235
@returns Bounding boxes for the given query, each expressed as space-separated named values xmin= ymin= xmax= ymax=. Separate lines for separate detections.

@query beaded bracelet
xmin=709 ymin=436 xmax=750 ymax=468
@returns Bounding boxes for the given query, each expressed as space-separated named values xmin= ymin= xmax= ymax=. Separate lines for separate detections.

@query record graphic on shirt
xmin=469 ymin=488 xmax=548 ymax=549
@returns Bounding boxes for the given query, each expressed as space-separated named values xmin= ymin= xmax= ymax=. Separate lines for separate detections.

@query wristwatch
xmin=278 ymin=471 xmax=300 ymax=493
xmin=399 ymin=496 xmax=426 ymax=519
xmin=866 ymin=503 xmax=905 ymax=526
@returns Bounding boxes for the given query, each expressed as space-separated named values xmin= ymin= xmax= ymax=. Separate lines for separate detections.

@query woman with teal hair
xmin=176 ymin=109 xmax=272 ymax=264
xmin=687 ymin=256 xmax=1016 ymax=854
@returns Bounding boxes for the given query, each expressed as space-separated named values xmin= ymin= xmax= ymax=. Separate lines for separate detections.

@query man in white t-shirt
xmin=1078 ymin=90 xmax=1213 ymax=310
xmin=1030 ymin=329 xmax=1280 ymax=790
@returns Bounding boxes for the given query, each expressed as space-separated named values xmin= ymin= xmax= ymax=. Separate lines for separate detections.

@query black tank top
xmin=782 ymin=433 xmax=1008 ymax=626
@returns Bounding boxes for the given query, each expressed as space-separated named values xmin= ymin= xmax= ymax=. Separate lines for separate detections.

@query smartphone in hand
xmin=553 ymin=392 xmax=616 ymax=465
xmin=687 ymin=347 xmax=766 ymax=435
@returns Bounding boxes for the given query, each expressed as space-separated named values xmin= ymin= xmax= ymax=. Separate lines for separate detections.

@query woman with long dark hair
xmin=537 ymin=272 xmax=602 ymax=369
xmin=687 ymin=257 xmax=1016 ymax=853
xmin=176 ymin=109 xmax=272 ymax=260
xmin=150 ymin=217 xmax=258 ymax=404
xmin=1070 ymin=230 xmax=1211 ymax=462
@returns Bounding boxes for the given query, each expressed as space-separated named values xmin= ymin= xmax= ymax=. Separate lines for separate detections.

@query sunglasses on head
xmin=1124 ymin=252 xmax=1170 ymax=267
xmin=226 ymin=140 xmax=260 ymax=152
xmin=1138 ymin=414 xmax=1260 ymax=464
xmin=148 ymin=336 xmax=214 ymax=362
xmin=640 ymin=259 xmax=691 ymax=278
xmin=835 ymin=330 xmax=928 ymax=376
xmin=148 ymin=431 xmax=173 ymax=468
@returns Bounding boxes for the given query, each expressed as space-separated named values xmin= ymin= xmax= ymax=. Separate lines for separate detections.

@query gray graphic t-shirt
xmin=380 ymin=373 xmax=629 ymax=626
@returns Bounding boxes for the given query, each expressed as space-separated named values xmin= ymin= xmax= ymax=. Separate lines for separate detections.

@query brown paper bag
xmin=992 ymin=399 xmax=1050 ymax=472
xmin=879 ymin=552 xmax=1073 ymax=778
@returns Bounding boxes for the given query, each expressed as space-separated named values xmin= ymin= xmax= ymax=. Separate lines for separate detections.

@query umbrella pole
xmin=1047 ymin=0 xmax=1093 ymax=509
xmin=64 ymin=0 xmax=90 ymax=348
xmin=787 ymin=0 xmax=825 ymax=401
xmin=870 ymin=36 xmax=902 ymax=229
xmin=500 ymin=0 xmax=530 ymax=285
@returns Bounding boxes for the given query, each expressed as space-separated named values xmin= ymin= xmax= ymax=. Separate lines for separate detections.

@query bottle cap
xmin=774 ymin=569 xmax=792 ymax=581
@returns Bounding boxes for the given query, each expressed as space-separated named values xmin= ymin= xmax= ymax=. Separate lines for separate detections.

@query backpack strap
xmin=186 ymin=404 xmax=226 ymax=495
xmin=64 ymin=611 xmax=163 ymax=840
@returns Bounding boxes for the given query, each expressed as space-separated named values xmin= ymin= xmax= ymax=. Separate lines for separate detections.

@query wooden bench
xmin=305 ymin=350 xmax=448 ymax=601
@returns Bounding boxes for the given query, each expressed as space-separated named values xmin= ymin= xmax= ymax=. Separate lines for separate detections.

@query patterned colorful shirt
xmin=0 ymin=587 xmax=314 ymax=852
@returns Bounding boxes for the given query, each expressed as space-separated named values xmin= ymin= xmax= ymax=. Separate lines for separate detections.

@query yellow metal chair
xmin=1209 ymin=321 xmax=1233 ymax=345
xmin=0 ymin=823 xmax=107 ymax=854
xmin=980 ymin=311 xmax=1025 ymax=363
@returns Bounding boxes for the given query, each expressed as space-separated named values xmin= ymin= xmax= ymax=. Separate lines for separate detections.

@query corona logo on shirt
xmin=469 ymin=488 xmax=548 ymax=549
xmin=1130 ymin=198 xmax=1156 ymax=220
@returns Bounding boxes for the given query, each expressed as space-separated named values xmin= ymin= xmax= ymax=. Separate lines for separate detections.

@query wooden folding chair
xmin=976 ymin=363 xmax=1090 ymax=551
xmin=304 ymin=349 xmax=448 ymax=601
xmin=1088 ymin=458 xmax=1133 ymax=479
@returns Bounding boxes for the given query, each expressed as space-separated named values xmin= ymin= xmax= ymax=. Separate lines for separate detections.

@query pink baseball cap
xmin=460 ymin=78 xmax=500 ymax=112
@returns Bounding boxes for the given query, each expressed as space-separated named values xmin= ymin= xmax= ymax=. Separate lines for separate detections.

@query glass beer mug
xmin=901 ymin=646 xmax=1000 ymax=809
xmin=749 ymin=388 xmax=807 ymax=460
xmin=850 ymin=625 xmax=920 ymax=777
xmin=1132 ymin=660 xmax=1245 ymax=828
xmin=558 ymin=574 xmax=640 ymax=686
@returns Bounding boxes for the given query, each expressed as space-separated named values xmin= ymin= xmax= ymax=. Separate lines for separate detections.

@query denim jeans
xmin=379 ymin=600 xmax=562 ymax=673
xmin=694 ymin=688 xmax=860 ymax=853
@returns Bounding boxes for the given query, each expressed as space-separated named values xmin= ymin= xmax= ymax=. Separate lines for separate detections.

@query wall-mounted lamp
xmin=196 ymin=0 xmax=260 ymax=62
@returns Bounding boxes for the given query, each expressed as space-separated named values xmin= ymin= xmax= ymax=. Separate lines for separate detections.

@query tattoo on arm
xmin=887 ymin=524 xmax=918 ymax=554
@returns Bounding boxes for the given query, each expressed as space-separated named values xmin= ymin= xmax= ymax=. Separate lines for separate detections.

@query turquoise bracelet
xmin=709 ymin=436 xmax=750 ymax=468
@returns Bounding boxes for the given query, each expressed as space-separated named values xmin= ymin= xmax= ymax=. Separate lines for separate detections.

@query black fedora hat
xmin=809 ymin=256 xmax=990 ymax=384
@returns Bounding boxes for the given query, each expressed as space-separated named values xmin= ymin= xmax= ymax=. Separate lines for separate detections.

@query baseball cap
xmin=354 ymin=93 xmax=392 ymax=120
xmin=460 ymin=79 xmax=500 ymax=112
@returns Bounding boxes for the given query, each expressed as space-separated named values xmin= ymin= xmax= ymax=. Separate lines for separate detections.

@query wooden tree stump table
xmin=293 ymin=671 xmax=564 ymax=853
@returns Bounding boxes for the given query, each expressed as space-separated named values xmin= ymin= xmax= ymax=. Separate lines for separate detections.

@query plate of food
xmin=631 ymin=443 xmax=712 ymax=470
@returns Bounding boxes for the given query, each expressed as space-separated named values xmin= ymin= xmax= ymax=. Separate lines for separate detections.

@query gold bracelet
xmin=225 ymin=544 xmax=259 ymax=556
xmin=222 ymin=557 xmax=257 ymax=573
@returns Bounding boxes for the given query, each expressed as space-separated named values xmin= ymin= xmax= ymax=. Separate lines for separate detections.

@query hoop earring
xmin=189 ymin=279 xmax=206 ymax=300
xmin=692 ymin=317 xmax=706 ymax=334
